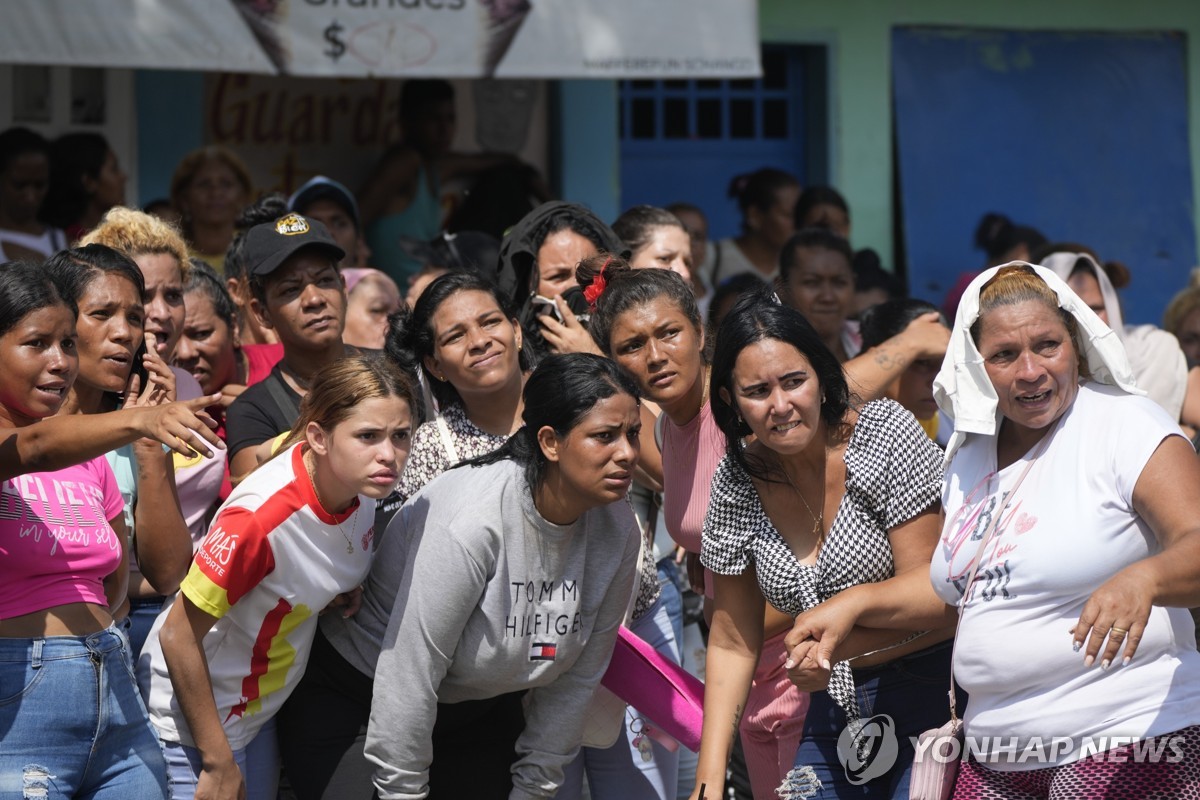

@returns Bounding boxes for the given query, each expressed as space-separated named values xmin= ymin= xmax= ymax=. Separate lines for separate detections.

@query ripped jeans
xmin=0 ymin=626 xmax=169 ymax=799
xmin=781 ymin=641 xmax=959 ymax=800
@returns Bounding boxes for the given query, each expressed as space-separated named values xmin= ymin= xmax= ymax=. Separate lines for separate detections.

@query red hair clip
xmin=583 ymin=256 xmax=613 ymax=310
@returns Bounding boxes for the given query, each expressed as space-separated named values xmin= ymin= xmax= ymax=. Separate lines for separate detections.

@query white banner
xmin=1 ymin=0 xmax=760 ymax=79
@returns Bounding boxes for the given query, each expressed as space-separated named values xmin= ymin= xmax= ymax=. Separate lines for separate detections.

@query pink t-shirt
xmin=661 ymin=401 xmax=727 ymax=555
xmin=0 ymin=456 xmax=125 ymax=618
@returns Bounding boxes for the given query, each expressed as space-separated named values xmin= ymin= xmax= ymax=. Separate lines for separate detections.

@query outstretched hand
xmin=1071 ymin=566 xmax=1155 ymax=670
xmin=129 ymin=394 xmax=227 ymax=459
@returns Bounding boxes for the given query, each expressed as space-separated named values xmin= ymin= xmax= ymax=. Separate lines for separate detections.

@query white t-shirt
xmin=0 ymin=226 xmax=67 ymax=260
xmin=931 ymin=382 xmax=1200 ymax=769
xmin=710 ymin=238 xmax=772 ymax=286
xmin=139 ymin=442 xmax=375 ymax=750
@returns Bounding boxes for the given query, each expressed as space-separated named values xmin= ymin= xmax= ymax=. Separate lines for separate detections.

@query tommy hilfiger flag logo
xmin=530 ymin=642 xmax=557 ymax=662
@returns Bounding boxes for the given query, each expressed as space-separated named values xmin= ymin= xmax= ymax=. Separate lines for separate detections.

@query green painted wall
xmin=761 ymin=0 xmax=1200 ymax=270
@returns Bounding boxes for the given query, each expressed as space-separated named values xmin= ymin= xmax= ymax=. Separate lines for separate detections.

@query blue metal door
xmin=618 ymin=46 xmax=826 ymax=240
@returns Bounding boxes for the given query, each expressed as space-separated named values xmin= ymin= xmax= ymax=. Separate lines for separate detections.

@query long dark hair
xmin=400 ymin=271 xmax=533 ymax=409
xmin=467 ymin=353 xmax=640 ymax=491
xmin=709 ymin=292 xmax=850 ymax=481
xmin=0 ymin=260 xmax=76 ymax=338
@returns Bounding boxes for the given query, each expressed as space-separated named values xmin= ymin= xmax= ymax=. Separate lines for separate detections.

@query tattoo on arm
xmin=873 ymin=346 xmax=909 ymax=371
xmin=731 ymin=703 xmax=743 ymax=736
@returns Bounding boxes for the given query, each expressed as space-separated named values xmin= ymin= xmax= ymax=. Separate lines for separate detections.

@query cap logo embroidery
xmin=275 ymin=214 xmax=310 ymax=236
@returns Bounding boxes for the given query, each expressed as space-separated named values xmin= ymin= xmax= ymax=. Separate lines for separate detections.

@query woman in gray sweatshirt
xmin=318 ymin=352 xmax=644 ymax=799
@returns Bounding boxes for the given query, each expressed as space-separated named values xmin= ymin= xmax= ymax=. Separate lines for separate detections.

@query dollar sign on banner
xmin=324 ymin=20 xmax=346 ymax=62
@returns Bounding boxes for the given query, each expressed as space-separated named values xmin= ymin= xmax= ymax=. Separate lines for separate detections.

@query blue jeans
xmin=656 ymin=560 xmax=686 ymax=648
xmin=784 ymin=641 xmax=959 ymax=800
xmin=125 ymin=596 xmax=167 ymax=666
xmin=556 ymin=595 xmax=681 ymax=800
xmin=0 ymin=625 xmax=169 ymax=799
xmin=163 ymin=717 xmax=279 ymax=800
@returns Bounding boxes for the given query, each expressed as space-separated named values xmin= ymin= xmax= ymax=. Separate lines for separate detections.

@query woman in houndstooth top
xmin=691 ymin=294 xmax=957 ymax=800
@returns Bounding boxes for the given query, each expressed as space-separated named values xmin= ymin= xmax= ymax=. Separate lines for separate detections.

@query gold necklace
xmin=778 ymin=458 xmax=824 ymax=542
xmin=305 ymin=451 xmax=359 ymax=554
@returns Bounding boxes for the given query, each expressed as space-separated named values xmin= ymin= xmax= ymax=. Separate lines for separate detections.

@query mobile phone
xmin=531 ymin=294 xmax=564 ymax=323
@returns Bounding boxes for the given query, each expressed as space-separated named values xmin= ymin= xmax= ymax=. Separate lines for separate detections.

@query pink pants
xmin=953 ymin=724 xmax=1200 ymax=800
xmin=739 ymin=629 xmax=810 ymax=800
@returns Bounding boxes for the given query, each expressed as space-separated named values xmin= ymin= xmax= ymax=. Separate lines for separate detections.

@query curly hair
xmin=79 ymin=206 xmax=191 ymax=280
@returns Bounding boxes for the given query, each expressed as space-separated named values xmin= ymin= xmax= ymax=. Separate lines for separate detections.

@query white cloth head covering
xmin=1041 ymin=251 xmax=1188 ymax=420
xmin=1040 ymin=251 xmax=1125 ymax=337
xmin=932 ymin=261 xmax=1141 ymax=461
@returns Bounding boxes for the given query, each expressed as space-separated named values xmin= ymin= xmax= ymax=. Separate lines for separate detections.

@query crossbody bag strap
xmin=435 ymin=414 xmax=460 ymax=464
xmin=264 ymin=371 xmax=302 ymax=423
xmin=947 ymin=425 xmax=1058 ymax=724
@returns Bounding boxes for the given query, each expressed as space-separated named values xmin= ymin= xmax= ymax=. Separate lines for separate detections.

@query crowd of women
xmin=3 ymin=112 xmax=1200 ymax=800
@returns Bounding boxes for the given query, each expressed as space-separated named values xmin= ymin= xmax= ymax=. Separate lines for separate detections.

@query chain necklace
xmin=305 ymin=451 xmax=359 ymax=554
xmin=778 ymin=457 xmax=825 ymax=543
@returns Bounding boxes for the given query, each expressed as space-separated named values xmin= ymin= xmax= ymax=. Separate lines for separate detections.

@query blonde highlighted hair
xmin=971 ymin=264 xmax=1090 ymax=379
xmin=278 ymin=355 xmax=417 ymax=453
xmin=80 ymin=206 xmax=191 ymax=280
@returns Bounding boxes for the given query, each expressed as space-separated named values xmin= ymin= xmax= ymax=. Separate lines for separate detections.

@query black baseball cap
xmin=243 ymin=213 xmax=346 ymax=278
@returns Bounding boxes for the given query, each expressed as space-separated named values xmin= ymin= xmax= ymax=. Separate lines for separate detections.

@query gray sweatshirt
xmin=355 ymin=459 xmax=640 ymax=800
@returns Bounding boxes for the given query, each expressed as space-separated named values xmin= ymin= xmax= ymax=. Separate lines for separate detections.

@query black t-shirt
xmin=226 ymin=349 xmax=397 ymax=532
xmin=226 ymin=364 xmax=302 ymax=460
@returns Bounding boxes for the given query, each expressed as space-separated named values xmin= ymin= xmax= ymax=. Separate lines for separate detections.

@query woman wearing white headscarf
xmin=783 ymin=263 xmax=1200 ymax=798
xmin=1041 ymin=250 xmax=1188 ymax=421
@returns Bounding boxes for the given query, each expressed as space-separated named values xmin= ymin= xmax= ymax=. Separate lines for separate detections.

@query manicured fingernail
xmin=1084 ymin=655 xmax=1094 ymax=667
xmin=1072 ymin=640 xmax=1082 ymax=652
xmin=1123 ymin=656 xmax=1132 ymax=666
xmin=1101 ymin=659 xmax=1111 ymax=670
xmin=784 ymin=658 xmax=795 ymax=669
xmin=820 ymin=658 xmax=831 ymax=670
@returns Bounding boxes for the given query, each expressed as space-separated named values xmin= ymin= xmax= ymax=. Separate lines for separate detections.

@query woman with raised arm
xmin=140 ymin=355 xmax=415 ymax=800
xmin=45 ymin=244 xmax=197 ymax=657
xmin=0 ymin=260 xmax=178 ymax=799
